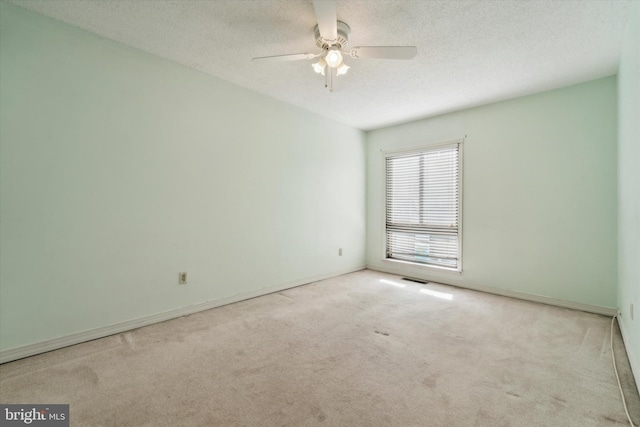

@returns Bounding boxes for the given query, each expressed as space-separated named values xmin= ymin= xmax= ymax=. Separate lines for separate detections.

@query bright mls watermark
xmin=0 ymin=405 xmax=68 ymax=426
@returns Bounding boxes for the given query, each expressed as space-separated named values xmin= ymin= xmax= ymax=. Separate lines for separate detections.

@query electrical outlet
xmin=339 ymin=248 xmax=343 ymax=256
xmin=179 ymin=272 xmax=187 ymax=285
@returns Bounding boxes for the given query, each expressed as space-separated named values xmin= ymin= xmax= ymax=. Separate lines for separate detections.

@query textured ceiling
xmin=8 ymin=0 xmax=633 ymax=130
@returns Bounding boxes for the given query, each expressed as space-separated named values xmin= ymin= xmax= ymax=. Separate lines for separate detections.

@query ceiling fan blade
xmin=252 ymin=53 xmax=318 ymax=63
xmin=348 ymin=46 xmax=418 ymax=60
xmin=313 ymin=0 xmax=338 ymax=41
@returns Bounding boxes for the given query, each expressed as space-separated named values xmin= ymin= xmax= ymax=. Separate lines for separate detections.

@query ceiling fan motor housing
xmin=314 ymin=21 xmax=350 ymax=49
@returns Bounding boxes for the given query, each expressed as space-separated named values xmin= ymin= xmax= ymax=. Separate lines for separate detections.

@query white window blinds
xmin=385 ymin=142 xmax=461 ymax=270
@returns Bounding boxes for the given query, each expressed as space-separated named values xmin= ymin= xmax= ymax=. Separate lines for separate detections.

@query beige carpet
xmin=1 ymin=270 xmax=638 ymax=426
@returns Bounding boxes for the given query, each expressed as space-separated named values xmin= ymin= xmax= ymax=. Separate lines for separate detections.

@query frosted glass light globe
xmin=325 ymin=49 xmax=343 ymax=68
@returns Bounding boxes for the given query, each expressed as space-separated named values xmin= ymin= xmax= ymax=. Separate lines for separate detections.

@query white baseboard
xmin=366 ymin=264 xmax=618 ymax=317
xmin=0 ymin=265 xmax=366 ymax=364
xmin=617 ymin=316 xmax=640 ymax=397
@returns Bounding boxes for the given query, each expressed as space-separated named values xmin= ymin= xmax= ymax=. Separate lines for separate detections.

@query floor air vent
xmin=402 ymin=277 xmax=427 ymax=284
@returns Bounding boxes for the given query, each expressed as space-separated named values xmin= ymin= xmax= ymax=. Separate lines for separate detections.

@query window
xmin=385 ymin=140 xmax=462 ymax=271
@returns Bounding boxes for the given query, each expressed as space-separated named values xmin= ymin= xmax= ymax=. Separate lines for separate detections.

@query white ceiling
xmin=8 ymin=0 xmax=633 ymax=131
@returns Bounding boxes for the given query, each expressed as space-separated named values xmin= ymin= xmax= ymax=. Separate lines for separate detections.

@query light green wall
xmin=366 ymin=77 xmax=618 ymax=309
xmin=618 ymin=0 xmax=640 ymax=381
xmin=0 ymin=3 xmax=366 ymax=351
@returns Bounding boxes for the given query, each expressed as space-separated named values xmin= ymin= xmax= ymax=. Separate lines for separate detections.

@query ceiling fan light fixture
xmin=325 ymin=48 xmax=343 ymax=68
xmin=252 ymin=1 xmax=418 ymax=92
xmin=336 ymin=62 xmax=350 ymax=76
xmin=312 ymin=57 xmax=327 ymax=75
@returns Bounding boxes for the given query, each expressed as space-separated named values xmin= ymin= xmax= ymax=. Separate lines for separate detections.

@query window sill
xmin=382 ymin=258 xmax=462 ymax=276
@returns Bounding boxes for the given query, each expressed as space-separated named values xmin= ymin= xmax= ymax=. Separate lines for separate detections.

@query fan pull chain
xmin=329 ymin=68 xmax=333 ymax=92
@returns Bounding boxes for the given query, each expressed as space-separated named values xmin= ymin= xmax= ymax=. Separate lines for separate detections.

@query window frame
xmin=382 ymin=137 xmax=464 ymax=273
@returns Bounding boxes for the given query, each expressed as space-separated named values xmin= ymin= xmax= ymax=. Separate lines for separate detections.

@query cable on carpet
xmin=611 ymin=315 xmax=637 ymax=427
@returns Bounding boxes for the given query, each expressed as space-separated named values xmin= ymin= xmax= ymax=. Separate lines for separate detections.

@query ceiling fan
xmin=251 ymin=0 xmax=417 ymax=91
